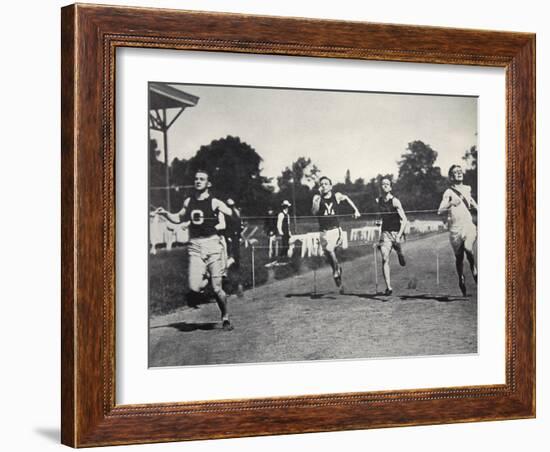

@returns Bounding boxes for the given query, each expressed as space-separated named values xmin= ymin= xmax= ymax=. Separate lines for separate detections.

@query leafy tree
xmin=353 ymin=177 xmax=365 ymax=190
xmin=395 ymin=140 xmax=446 ymax=211
xmin=463 ymin=145 xmax=478 ymax=170
xmin=149 ymin=139 xmax=164 ymax=186
xmin=462 ymin=145 xmax=478 ymax=199
xmin=170 ymin=157 xmax=190 ymax=209
xmin=149 ymin=139 xmax=168 ymax=208
xmin=345 ymin=169 xmax=352 ymax=185
xmin=276 ymin=157 xmax=321 ymax=218
xmin=182 ymin=135 xmax=273 ymax=215
xmin=277 ymin=157 xmax=320 ymax=192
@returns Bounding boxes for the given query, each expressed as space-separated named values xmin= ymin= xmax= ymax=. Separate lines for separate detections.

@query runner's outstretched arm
xmin=311 ymin=194 xmax=321 ymax=215
xmin=212 ymin=198 xmax=233 ymax=217
xmin=336 ymin=193 xmax=361 ymax=218
xmin=155 ymin=198 xmax=190 ymax=226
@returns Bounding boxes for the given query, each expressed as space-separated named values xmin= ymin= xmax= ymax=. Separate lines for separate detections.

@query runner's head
xmin=318 ymin=176 xmax=333 ymax=195
xmin=194 ymin=169 xmax=211 ymax=192
xmin=448 ymin=165 xmax=464 ymax=183
xmin=380 ymin=178 xmax=393 ymax=194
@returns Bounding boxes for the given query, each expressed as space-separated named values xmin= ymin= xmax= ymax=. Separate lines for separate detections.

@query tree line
xmin=150 ymin=136 xmax=477 ymax=218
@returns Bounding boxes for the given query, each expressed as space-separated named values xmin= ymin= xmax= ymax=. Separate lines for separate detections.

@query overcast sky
xmin=150 ymin=83 xmax=477 ymax=185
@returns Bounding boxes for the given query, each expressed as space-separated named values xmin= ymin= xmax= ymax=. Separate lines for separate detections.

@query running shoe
xmin=222 ymin=319 xmax=234 ymax=331
xmin=333 ymin=265 xmax=343 ymax=287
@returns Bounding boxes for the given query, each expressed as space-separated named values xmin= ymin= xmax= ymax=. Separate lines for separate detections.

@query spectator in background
xmin=277 ymin=200 xmax=292 ymax=261
xmin=263 ymin=208 xmax=279 ymax=262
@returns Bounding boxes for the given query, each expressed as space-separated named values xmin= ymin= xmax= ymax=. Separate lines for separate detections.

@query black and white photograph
xmin=148 ymin=82 xmax=479 ymax=367
xmin=3 ymin=0 xmax=544 ymax=450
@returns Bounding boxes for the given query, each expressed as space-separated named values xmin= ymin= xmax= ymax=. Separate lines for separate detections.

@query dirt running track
xmin=149 ymin=233 xmax=477 ymax=367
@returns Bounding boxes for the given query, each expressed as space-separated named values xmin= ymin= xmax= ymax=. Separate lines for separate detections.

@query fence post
xmin=251 ymin=245 xmax=256 ymax=300
xmin=313 ymin=266 xmax=317 ymax=296
xmin=436 ymin=250 xmax=440 ymax=287
xmin=373 ymin=243 xmax=378 ymax=294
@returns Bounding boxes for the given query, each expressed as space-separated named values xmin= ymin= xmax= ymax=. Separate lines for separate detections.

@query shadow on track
xmin=151 ymin=321 xmax=219 ymax=332
xmin=399 ymin=294 xmax=469 ymax=303
xmin=343 ymin=291 xmax=391 ymax=302
xmin=284 ymin=292 xmax=336 ymax=300
xmin=286 ymin=291 xmax=392 ymax=302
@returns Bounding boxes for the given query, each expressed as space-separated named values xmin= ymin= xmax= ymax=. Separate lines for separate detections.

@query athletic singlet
xmin=318 ymin=193 xmax=340 ymax=231
xmin=184 ymin=196 xmax=218 ymax=239
xmin=440 ymin=185 xmax=475 ymax=232
xmin=378 ymin=196 xmax=401 ymax=232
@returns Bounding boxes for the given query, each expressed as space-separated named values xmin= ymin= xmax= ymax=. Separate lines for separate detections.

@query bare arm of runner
xmin=336 ymin=192 xmax=361 ymax=218
xmin=311 ymin=194 xmax=321 ymax=215
xmin=392 ymin=198 xmax=408 ymax=240
xmin=155 ymin=198 xmax=190 ymax=226
xmin=215 ymin=211 xmax=226 ymax=231
xmin=212 ymin=198 xmax=233 ymax=217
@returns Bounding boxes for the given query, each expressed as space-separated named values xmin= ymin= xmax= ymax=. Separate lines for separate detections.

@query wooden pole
xmin=436 ymin=250 xmax=440 ymax=287
xmin=373 ymin=244 xmax=378 ymax=294
xmin=162 ymin=108 xmax=171 ymax=211
xmin=251 ymin=245 xmax=256 ymax=300
xmin=313 ymin=266 xmax=317 ymax=296
xmin=291 ymin=175 xmax=298 ymax=233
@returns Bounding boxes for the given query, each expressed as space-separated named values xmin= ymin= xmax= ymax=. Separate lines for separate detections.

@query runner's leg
xmin=206 ymin=240 xmax=233 ymax=330
xmin=379 ymin=244 xmax=392 ymax=292
xmin=187 ymin=245 xmax=207 ymax=307
xmin=464 ymin=226 xmax=478 ymax=283
xmin=454 ymin=242 xmax=467 ymax=296
xmin=393 ymin=240 xmax=406 ymax=267
xmin=324 ymin=249 xmax=338 ymax=274
xmin=322 ymin=229 xmax=343 ymax=288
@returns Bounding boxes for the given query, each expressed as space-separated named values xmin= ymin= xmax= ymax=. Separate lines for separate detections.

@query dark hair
xmin=195 ymin=169 xmax=210 ymax=180
xmin=448 ymin=164 xmax=462 ymax=179
xmin=319 ymin=176 xmax=332 ymax=185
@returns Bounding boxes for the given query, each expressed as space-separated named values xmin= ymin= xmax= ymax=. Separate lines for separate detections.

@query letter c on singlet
xmin=190 ymin=209 xmax=204 ymax=225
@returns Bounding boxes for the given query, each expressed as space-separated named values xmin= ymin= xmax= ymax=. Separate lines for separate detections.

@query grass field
xmin=149 ymin=232 xmax=478 ymax=367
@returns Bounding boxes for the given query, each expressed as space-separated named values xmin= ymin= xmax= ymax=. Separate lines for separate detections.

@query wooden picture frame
xmin=61 ymin=3 xmax=535 ymax=447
